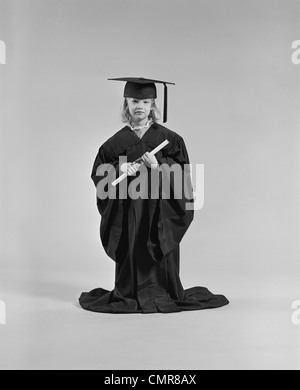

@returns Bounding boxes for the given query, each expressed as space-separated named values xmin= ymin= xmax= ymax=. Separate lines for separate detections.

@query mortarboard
xmin=108 ymin=77 xmax=175 ymax=123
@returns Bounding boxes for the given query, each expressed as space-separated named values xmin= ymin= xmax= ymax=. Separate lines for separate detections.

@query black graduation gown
xmin=79 ymin=123 xmax=229 ymax=313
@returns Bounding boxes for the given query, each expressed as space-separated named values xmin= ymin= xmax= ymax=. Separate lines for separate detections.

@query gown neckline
xmin=127 ymin=123 xmax=154 ymax=142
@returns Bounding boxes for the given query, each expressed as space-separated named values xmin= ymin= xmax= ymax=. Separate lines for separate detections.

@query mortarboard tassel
xmin=163 ymin=83 xmax=168 ymax=123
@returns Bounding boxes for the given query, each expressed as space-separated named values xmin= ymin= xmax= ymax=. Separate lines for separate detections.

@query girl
xmin=79 ymin=77 xmax=229 ymax=313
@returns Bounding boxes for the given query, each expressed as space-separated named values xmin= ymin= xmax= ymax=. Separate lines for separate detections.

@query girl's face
xmin=127 ymin=98 xmax=152 ymax=124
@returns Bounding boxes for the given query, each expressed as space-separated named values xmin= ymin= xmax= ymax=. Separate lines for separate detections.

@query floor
xmin=0 ymin=267 xmax=299 ymax=370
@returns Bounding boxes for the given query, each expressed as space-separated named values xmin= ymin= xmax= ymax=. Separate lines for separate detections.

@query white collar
xmin=127 ymin=120 xmax=153 ymax=132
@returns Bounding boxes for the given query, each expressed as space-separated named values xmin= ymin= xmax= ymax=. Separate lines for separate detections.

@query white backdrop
xmin=0 ymin=0 xmax=300 ymax=370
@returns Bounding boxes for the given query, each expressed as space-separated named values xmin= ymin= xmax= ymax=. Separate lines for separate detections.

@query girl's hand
xmin=120 ymin=162 xmax=141 ymax=176
xmin=141 ymin=152 xmax=159 ymax=169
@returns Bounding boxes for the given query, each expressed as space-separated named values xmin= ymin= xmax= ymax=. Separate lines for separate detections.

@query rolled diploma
xmin=111 ymin=139 xmax=169 ymax=187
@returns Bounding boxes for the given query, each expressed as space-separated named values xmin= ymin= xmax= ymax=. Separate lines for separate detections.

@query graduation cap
xmin=108 ymin=77 xmax=175 ymax=123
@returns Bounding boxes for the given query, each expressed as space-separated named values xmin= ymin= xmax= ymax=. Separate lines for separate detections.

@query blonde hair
xmin=121 ymin=98 xmax=161 ymax=123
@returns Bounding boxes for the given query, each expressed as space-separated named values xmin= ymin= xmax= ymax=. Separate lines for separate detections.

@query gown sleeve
xmin=147 ymin=135 xmax=195 ymax=262
xmin=91 ymin=142 xmax=124 ymax=262
xmin=91 ymin=143 xmax=119 ymax=215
